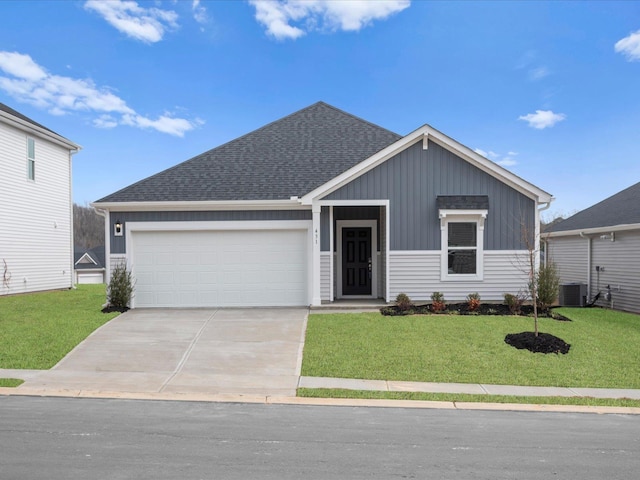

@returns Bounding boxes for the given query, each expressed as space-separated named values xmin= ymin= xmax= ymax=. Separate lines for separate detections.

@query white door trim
xmin=336 ymin=220 xmax=378 ymax=299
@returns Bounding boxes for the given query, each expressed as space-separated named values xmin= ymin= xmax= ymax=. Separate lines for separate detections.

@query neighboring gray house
xmin=0 ymin=102 xmax=80 ymax=296
xmin=74 ymin=246 xmax=106 ymax=284
xmin=545 ymin=181 xmax=640 ymax=314
xmin=92 ymin=102 xmax=552 ymax=308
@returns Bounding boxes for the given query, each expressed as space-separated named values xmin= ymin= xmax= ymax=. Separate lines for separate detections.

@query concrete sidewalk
xmin=298 ymin=376 xmax=640 ymax=400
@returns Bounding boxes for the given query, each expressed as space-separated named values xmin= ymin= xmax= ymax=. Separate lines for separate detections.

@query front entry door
xmin=342 ymin=227 xmax=372 ymax=296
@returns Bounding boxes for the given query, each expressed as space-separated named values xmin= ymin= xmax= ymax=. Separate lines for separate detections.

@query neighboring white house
xmin=0 ymin=102 xmax=80 ymax=296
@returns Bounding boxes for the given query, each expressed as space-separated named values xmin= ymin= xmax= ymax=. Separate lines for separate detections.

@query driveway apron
xmin=19 ymin=308 xmax=308 ymax=397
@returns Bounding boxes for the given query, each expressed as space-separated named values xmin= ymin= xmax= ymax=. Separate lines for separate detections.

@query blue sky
xmin=1 ymin=1 xmax=639 ymax=219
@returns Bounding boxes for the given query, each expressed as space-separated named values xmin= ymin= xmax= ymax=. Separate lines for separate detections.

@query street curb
xmin=2 ymin=387 xmax=639 ymax=415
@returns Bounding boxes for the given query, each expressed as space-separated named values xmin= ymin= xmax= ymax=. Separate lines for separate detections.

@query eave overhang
xmin=544 ymin=223 xmax=640 ymax=238
xmin=90 ymin=199 xmax=309 ymax=212
xmin=0 ymin=110 xmax=81 ymax=152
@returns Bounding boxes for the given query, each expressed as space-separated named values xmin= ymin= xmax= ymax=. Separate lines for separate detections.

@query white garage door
xmin=131 ymin=229 xmax=309 ymax=308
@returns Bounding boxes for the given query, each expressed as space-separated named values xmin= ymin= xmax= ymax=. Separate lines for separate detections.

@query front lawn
xmin=0 ymin=285 xmax=120 ymax=370
xmin=301 ymin=308 xmax=640 ymax=389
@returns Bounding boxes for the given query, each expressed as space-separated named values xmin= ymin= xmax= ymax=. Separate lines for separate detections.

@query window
xmin=27 ymin=137 xmax=35 ymax=181
xmin=439 ymin=210 xmax=487 ymax=281
xmin=448 ymin=222 xmax=477 ymax=274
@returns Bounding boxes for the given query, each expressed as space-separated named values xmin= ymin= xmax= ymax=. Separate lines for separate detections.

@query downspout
xmin=579 ymin=232 xmax=592 ymax=302
xmin=68 ymin=148 xmax=80 ymax=290
xmin=536 ymin=200 xmax=552 ymax=269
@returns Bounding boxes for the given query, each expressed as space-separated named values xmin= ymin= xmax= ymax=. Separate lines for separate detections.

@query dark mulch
xmin=381 ymin=303 xmax=570 ymax=321
xmin=101 ymin=305 xmax=129 ymax=313
xmin=504 ymin=332 xmax=571 ymax=355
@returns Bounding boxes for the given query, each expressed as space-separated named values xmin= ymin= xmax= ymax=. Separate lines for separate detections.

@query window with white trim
xmin=439 ymin=210 xmax=487 ymax=281
xmin=27 ymin=137 xmax=35 ymax=181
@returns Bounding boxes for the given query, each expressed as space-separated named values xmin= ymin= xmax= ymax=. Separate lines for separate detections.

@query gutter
xmin=90 ymin=199 xmax=309 ymax=212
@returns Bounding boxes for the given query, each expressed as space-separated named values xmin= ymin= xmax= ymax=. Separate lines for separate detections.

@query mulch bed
xmin=380 ymin=303 xmax=570 ymax=321
xmin=504 ymin=332 xmax=571 ymax=355
xmin=381 ymin=302 xmax=572 ymax=354
xmin=101 ymin=305 xmax=129 ymax=313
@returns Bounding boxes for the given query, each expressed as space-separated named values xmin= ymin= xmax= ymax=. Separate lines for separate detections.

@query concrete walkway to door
xmin=17 ymin=308 xmax=308 ymax=397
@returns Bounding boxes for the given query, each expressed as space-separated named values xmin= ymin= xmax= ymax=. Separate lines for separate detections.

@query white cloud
xmin=192 ymin=0 xmax=208 ymax=25
xmin=528 ymin=66 xmax=550 ymax=81
xmin=84 ymin=0 xmax=179 ymax=43
xmin=0 ymin=51 xmax=200 ymax=137
xmin=249 ymin=0 xmax=410 ymax=40
xmin=474 ymin=148 xmax=518 ymax=167
xmin=615 ymin=29 xmax=640 ymax=62
xmin=518 ymin=110 xmax=566 ymax=129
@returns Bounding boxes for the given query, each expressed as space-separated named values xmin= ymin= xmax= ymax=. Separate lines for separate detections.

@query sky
xmin=1 ymin=0 xmax=639 ymax=220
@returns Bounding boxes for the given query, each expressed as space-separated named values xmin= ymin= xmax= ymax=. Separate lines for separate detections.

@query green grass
xmin=0 ymin=285 xmax=120 ymax=369
xmin=301 ymin=308 xmax=640 ymax=389
xmin=297 ymin=388 xmax=640 ymax=408
xmin=0 ymin=378 xmax=24 ymax=387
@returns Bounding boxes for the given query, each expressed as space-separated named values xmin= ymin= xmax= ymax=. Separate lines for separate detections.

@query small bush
xmin=395 ymin=293 xmax=414 ymax=312
xmin=536 ymin=263 xmax=560 ymax=310
xmin=504 ymin=291 xmax=526 ymax=315
xmin=107 ymin=263 xmax=134 ymax=310
xmin=430 ymin=291 xmax=446 ymax=313
xmin=466 ymin=292 xmax=481 ymax=312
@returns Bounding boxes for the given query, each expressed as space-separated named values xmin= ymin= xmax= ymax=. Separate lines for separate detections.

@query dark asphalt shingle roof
xmin=74 ymin=246 xmax=106 ymax=270
xmin=96 ymin=102 xmax=402 ymax=203
xmin=548 ymin=181 xmax=640 ymax=232
xmin=0 ymin=102 xmax=62 ymax=136
xmin=437 ymin=195 xmax=490 ymax=210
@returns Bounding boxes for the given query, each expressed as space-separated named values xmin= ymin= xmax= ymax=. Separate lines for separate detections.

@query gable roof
xmin=74 ymin=246 xmax=105 ymax=270
xmin=0 ymin=102 xmax=80 ymax=150
xmin=547 ymin=181 xmax=640 ymax=234
xmin=96 ymin=102 xmax=402 ymax=203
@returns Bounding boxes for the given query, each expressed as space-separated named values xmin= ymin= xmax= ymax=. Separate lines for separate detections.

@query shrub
xmin=504 ymin=291 xmax=526 ymax=315
xmin=107 ymin=263 xmax=134 ymax=310
xmin=535 ymin=262 xmax=560 ymax=310
xmin=395 ymin=293 xmax=414 ymax=312
xmin=430 ymin=291 xmax=446 ymax=313
xmin=466 ymin=292 xmax=481 ymax=312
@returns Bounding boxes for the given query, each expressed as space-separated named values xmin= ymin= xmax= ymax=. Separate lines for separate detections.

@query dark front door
xmin=342 ymin=227 xmax=372 ymax=296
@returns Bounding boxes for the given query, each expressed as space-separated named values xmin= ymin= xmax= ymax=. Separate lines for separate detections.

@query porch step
xmin=310 ymin=301 xmax=388 ymax=312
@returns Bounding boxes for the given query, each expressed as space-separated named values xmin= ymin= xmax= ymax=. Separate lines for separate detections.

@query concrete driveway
xmin=19 ymin=308 xmax=308 ymax=397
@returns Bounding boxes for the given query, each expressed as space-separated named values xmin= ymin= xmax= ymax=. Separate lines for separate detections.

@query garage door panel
xmin=132 ymin=228 xmax=308 ymax=307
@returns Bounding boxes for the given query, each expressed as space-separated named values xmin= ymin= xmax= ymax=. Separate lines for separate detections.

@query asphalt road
xmin=1 ymin=396 xmax=638 ymax=479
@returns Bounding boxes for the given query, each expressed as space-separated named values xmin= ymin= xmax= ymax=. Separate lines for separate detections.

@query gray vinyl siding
xmin=590 ymin=230 xmax=640 ymax=314
xmin=324 ymin=140 xmax=535 ymax=251
xmin=320 ymin=206 xmax=381 ymax=251
xmin=547 ymin=236 xmax=589 ymax=285
xmin=110 ymin=210 xmax=311 ymax=254
xmin=548 ymin=231 xmax=640 ymax=314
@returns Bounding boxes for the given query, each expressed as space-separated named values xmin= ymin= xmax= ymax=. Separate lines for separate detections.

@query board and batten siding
xmin=589 ymin=230 xmax=640 ymax=314
xmin=109 ymin=210 xmax=312 ymax=254
xmin=388 ymin=251 xmax=530 ymax=301
xmin=324 ymin=140 xmax=535 ymax=251
xmin=0 ymin=121 xmax=73 ymax=295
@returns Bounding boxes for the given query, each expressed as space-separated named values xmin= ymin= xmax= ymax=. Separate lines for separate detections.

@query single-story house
xmin=545 ymin=181 xmax=640 ymax=314
xmin=74 ymin=246 xmax=106 ymax=284
xmin=0 ymin=102 xmax=80 ymax=296
xmin=92 ymin=102 xmax=553 ymax=308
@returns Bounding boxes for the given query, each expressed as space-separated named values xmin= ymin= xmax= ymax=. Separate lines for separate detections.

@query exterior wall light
xmin=114 ymin=219 xmax=123 ymax=237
